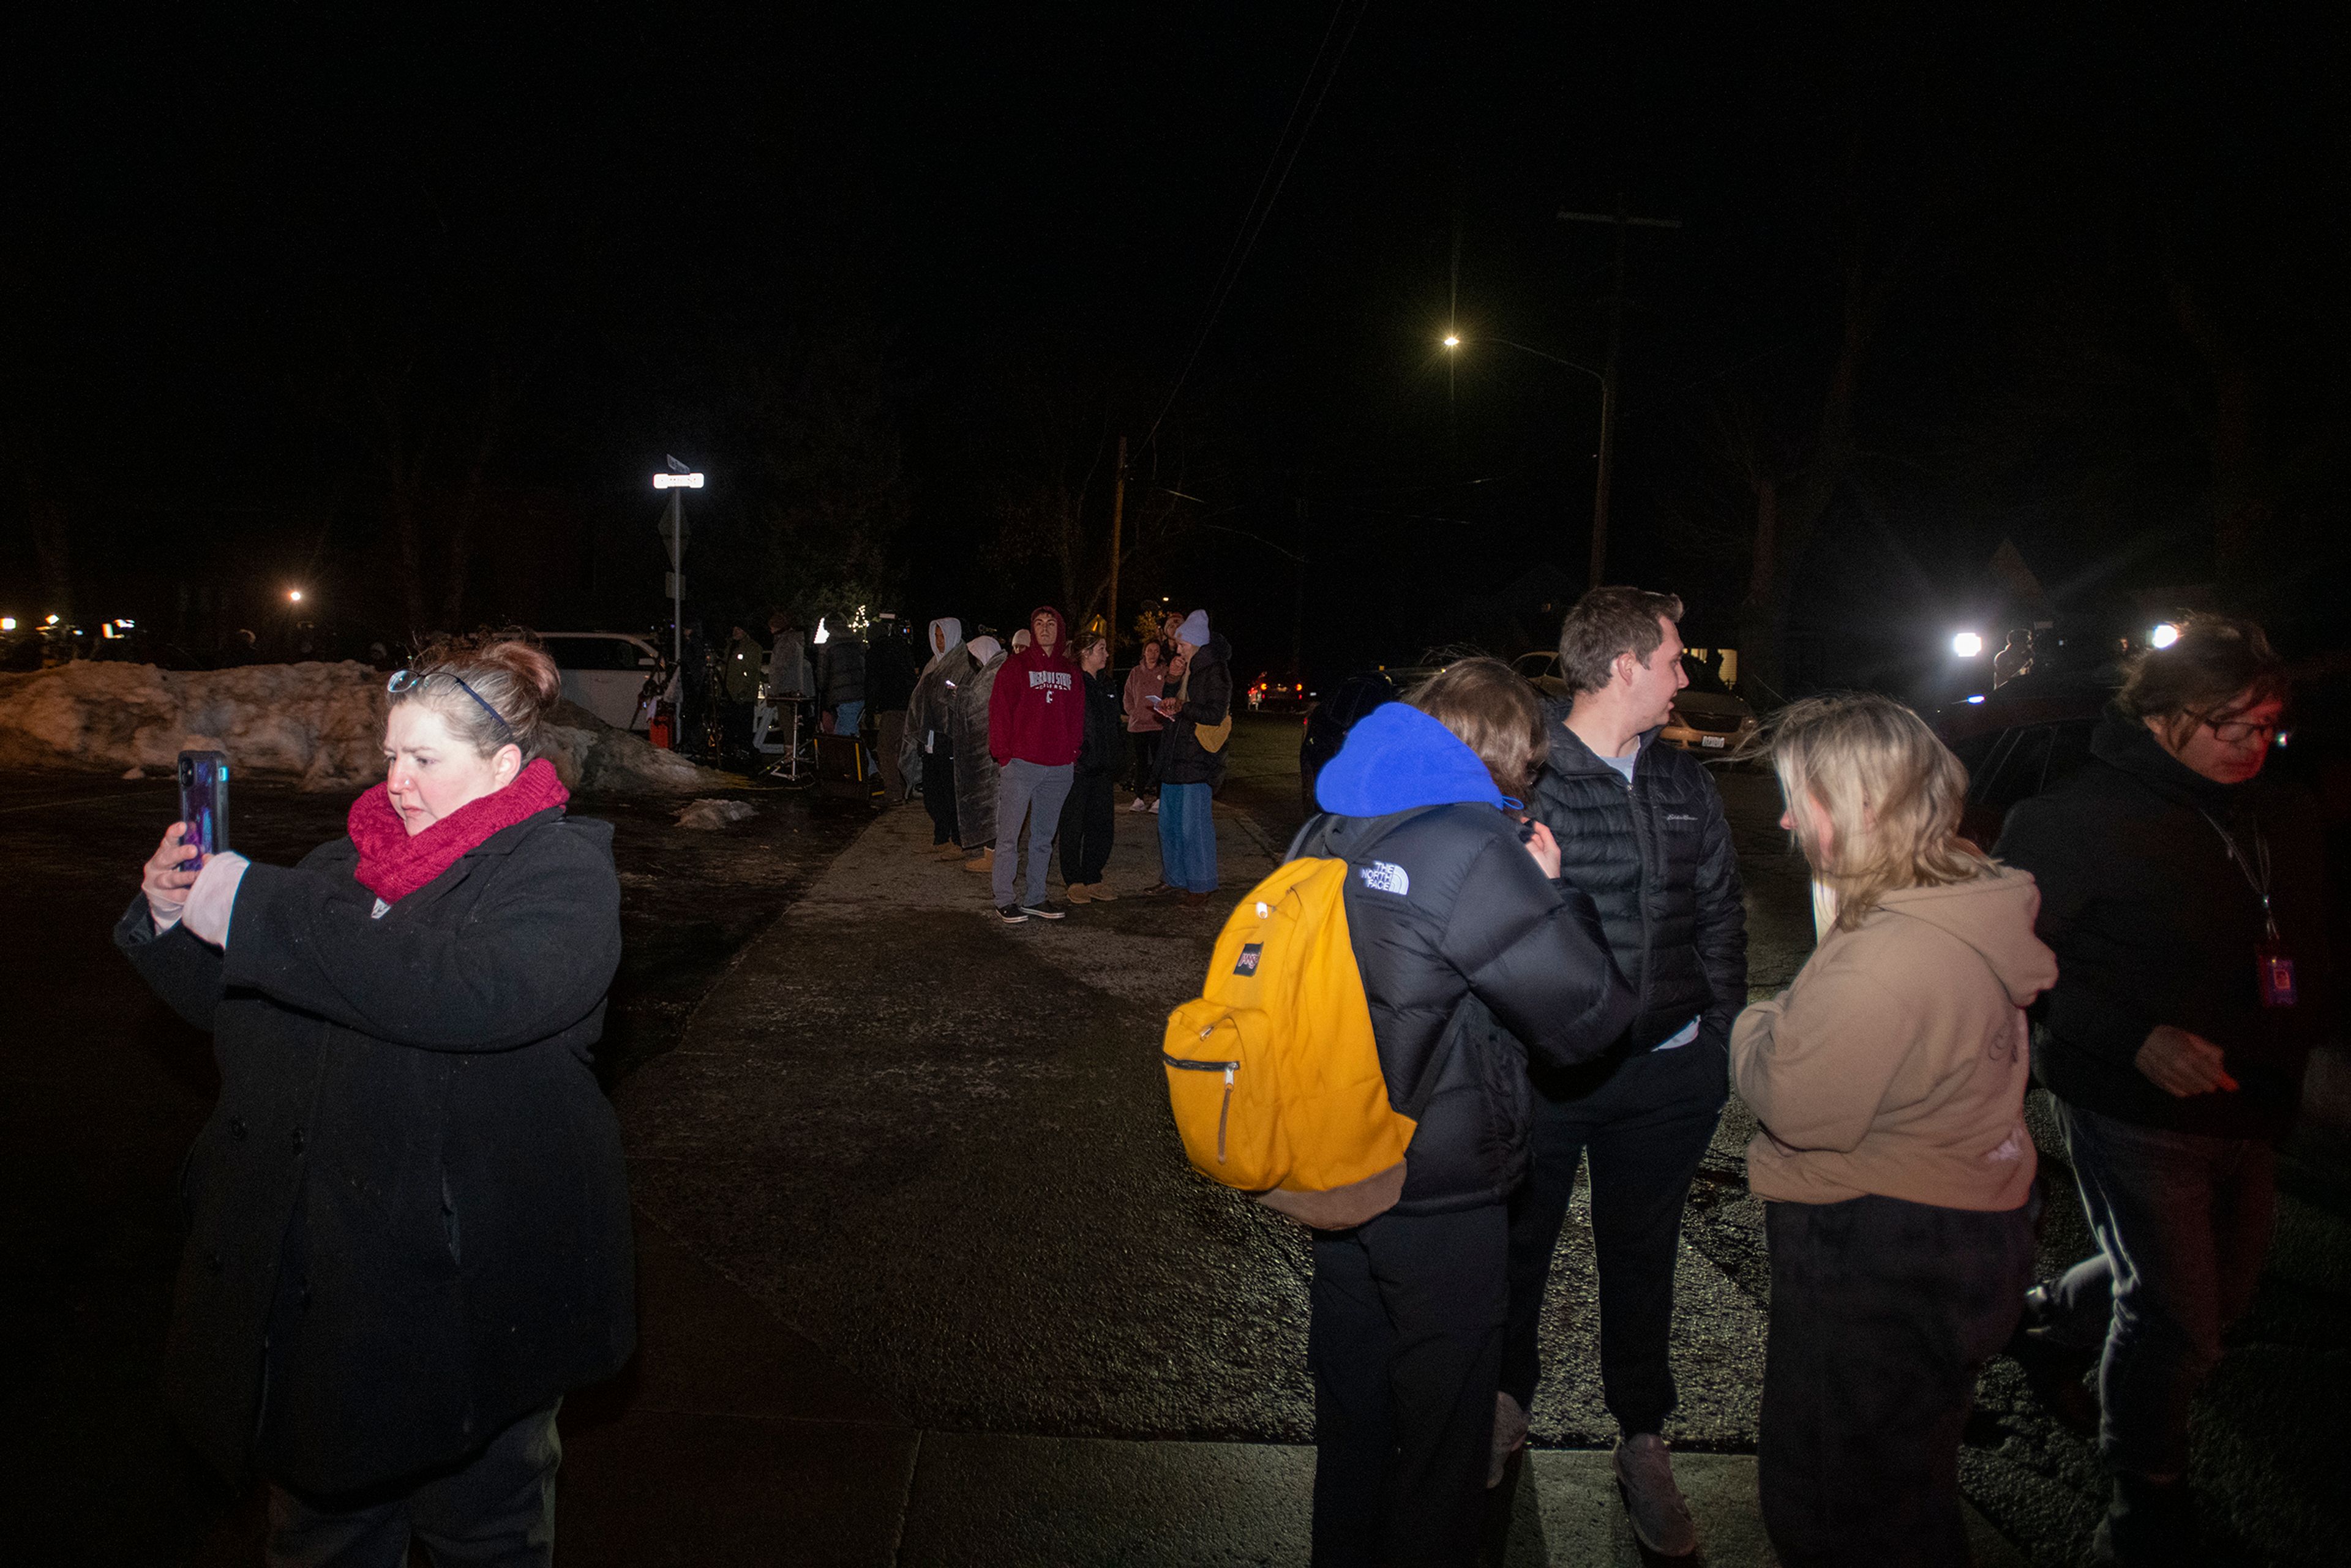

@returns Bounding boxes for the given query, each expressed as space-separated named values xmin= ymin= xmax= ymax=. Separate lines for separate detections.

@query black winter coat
xmin=1158 ymin=635 xmax=1233 ymax=786
xmin=819 ymin=636 xmax=868 ymax=708
xmin=115 ymin=809 xmax=634 ymax=1495
xmin=1524 ymin=712 xmax=1747 ymax=1076
xmin=1075 ymin=667 xmax=1124 ymax=776
xmin=1995 ymin=714 xmax=2331 ymax=1141
xmin=1310 ymin=805 xmax=1637 ymax=1214
xmin=865 ymin=633 xmax=918 ymax=712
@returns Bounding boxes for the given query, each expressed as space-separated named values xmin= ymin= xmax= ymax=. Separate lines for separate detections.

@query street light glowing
xmin=653 ymin=473 xmax=705 ymax=489
xmin=2150 ymin=622 xmax=2181 ymax=650
xmin=288 ymin=590 xmax=304 ymax=603
xmin=1442 ymin=333 xmax=1460 ymax=348
xmin=1951 ymin=631 xmax=1984 ymax=659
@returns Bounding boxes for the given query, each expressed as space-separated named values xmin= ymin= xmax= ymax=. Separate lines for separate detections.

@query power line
xmin=1141 ymin=0 xmax=1369 ymax=460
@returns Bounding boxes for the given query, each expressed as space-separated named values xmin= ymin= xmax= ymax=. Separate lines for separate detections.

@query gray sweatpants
xmin=992 ymin=758 xmax=1074 ymax=906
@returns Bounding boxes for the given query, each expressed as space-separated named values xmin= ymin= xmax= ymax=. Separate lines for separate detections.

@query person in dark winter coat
xmin=817 ymin=620 xmax=868 ymax=741
xmin=902 ymin=618 xmax=967 ymax=857
xmin=865 ymin=618 xmax=920 ymax=803
xmin=1502 ymin=587 xmax=1745 ymax=1556
xmin=119 ymin=637 xmax=631 ymax=1564
xmin=1152 ymin=609 xmax=1231 ymax=901
xmin=1058 ymin=631 xmax=1126 ymax=901
xmin=952 ymin=636 xmax=1005 ymax=876
xmin=1302 ymin=658 xmax=1636 ymax=1568
xmin=1995 ymin=617 xmax=2328 ymax=1567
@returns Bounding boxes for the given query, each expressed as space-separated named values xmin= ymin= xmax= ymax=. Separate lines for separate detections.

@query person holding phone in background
xmin=121 ymin=635 xmax=632 ymax=1568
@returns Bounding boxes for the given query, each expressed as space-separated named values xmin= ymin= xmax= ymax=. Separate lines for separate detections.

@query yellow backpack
xmin=1161 ymin=826 xmax=1417 ymax=1228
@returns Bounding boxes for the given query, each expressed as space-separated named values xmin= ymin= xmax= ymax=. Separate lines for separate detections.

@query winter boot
xmin=961 ymin=846 xmax=995 ymax=874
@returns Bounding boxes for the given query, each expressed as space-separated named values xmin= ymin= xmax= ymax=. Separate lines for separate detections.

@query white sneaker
xmin=1149 ymin=798 xmax=1161 ymax=814
xmin=1488 ymin=1392 xmax=1529 ymax=1488
xmin=1611 ymin=1433 xmax=1698 ymax=1558
xmin=1128 ymin=797 xmax=1150 ymax=812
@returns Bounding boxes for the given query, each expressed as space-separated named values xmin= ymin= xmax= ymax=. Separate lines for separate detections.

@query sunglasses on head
xmin=388 ymin=669 xmax=518 ymax=747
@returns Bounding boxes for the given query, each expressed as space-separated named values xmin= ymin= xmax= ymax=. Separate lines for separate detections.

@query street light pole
xmin=653 ymin=459 xmax=705 ymax=669
xmin=1559 ymin=201 xmax=1681 ymax=587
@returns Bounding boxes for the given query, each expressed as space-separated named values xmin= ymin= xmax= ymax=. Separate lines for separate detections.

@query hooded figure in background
xmin=904 ymin=620 xmax=968 ymax=854
xmin=951 ymin=634 xmax=1005 ymax=871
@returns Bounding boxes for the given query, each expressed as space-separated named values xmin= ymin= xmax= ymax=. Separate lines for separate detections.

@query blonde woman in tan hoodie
xmin=1732 ymin=694 xmax=2058 ymax=1568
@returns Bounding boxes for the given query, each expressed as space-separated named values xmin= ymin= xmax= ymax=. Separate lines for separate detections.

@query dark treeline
xmin=3 ymin=8 xmax=2343 ymax=694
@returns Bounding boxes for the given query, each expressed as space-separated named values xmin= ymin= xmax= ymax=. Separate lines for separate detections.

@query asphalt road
xmin=7 ymin=718 xmax=2348 ymax=1566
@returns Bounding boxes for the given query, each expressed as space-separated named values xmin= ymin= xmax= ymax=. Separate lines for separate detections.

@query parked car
xmin=1935 ymin=667 xmax=2115 ymax=849
xmin=539 ymin=631 xmax=664 ymax=730
xmin=1512 ymin=648 xmax=1759 ymax=754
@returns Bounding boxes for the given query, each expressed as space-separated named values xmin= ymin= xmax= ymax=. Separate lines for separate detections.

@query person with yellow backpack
xmin=1168 ymin=658 xmax=1633 ymax=1566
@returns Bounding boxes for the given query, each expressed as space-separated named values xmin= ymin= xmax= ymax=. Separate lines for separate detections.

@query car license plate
xmin=1700 ymin=734 xmax=1726 ymax=748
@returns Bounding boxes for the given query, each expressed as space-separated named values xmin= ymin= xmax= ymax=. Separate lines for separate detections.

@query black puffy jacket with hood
xmin=1308 ymin=702 xmax=1638 ymax=1215
xmin=1525 ymin=707 xmax=1747 ymax=1078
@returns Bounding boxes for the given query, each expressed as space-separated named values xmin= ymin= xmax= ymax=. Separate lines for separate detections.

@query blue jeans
xmin=1157 ymin=781 xmax=1217 ymax=891
xmin=2040 ymin=1100 xmax=2276 ymax=1480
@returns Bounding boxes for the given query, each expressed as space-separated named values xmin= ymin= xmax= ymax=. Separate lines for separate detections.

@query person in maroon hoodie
xmin=986 ymin=606 xmax=1084 ymax=922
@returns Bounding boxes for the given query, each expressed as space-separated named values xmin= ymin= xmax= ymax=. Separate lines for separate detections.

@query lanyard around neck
xmin=2197 ymin=808 xmax=2279 ymax=943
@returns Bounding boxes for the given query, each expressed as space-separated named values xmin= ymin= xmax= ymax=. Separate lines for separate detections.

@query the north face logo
xmin=1359 ymin=862 xmax=1409 ymax=896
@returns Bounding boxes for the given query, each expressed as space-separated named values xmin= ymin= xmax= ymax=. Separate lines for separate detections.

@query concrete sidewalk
xmin=580 ymin=796 xmax=2025 ymax=1566
xmin=561 ymin=1206 xmax=2025 ymax=1567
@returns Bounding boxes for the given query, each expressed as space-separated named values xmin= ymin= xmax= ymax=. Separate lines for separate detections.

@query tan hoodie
xmin=1731 ymin=866 xmax=2058 ymax=1212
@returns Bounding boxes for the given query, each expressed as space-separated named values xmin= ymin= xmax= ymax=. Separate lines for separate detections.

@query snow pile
xmin=0 ymin=661 xmax=733 ymax=795
xmin=674 ymin=798 xmax=758 ymax=830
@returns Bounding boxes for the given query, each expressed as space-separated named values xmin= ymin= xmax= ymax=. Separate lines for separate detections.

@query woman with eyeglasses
xmin=118 ymin=636 xmax=631 ymax=1567
xmin=1995 ymin=615 xmax=2329 ymax=1567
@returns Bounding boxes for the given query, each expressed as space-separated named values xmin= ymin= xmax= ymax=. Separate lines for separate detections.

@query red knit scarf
xmin=347 ymin=757 xmax=571 ymax=904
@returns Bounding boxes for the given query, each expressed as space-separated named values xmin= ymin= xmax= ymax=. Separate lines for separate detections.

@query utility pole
xmin=1559 ymin=200 xmax=1681 ymax=588
xmin=1107 ymin=435 xmax=1127 ymax=650
xmin=1292 ymin=495 xmax=1308 ymax=685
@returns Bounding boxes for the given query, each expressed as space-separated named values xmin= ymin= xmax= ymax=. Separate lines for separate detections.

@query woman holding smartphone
xmin=121 ymin=635 xmax=631 ymax=1568
xmin=1731 ymin=694 xmax=2055 ymax=1568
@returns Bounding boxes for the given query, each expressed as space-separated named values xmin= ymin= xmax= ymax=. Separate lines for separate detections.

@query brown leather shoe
xmin=1065 ymin=883 xmax=1093 ymax=904
xmin=933 ymin=843 xmax=967 ymax=861
xmin=1142 ymin=881 xmax=1176 ymax=896
xmin=1180 ymin=890 xmax=1212 ymax=908
xmin=1087 ymin=882 xmax=1117 ymax=902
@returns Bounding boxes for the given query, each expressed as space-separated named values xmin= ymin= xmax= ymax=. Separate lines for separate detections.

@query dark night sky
xmin=7 ymin=6 xmax=2345 ymax=691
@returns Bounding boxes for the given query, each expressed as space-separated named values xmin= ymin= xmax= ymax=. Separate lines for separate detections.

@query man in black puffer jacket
xmin=1303 ymin=661 xmax=1635 ymax=1568
xmin=1501 ymin=587 xmax=1746 ymax=1557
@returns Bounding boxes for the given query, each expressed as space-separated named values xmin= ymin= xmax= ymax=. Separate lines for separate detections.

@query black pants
xmin=921 ymin=748 xmax=959 ymax=846
xmin=1059 ymin=771 xmax=1117 ymax=884
xmin=1310 ymin=1206 xmax=1506 ymax=1568
xmin=1502 ymin=1037 xmax=1726 ymax=1432
xmin=1760 ymin=1195 xmax=2033 ymax=1568
xmin=1129 ymin=729 xmax=1162 ymax=796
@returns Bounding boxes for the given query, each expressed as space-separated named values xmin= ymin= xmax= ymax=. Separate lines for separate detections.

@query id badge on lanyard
xmin=2203 ymin=809 xmax=2295 ymax=1008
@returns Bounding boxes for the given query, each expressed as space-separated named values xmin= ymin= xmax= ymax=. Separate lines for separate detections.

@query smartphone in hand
xmin=177 ymin=751 xmax=231 ymax=869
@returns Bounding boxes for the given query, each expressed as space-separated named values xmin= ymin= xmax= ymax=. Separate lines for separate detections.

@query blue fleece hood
xmin=1316 ymin=700 xmax=1510 ymax=816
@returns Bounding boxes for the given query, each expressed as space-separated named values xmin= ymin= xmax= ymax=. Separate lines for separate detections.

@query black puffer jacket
xmin=1312 ymin=702 xmax=1637 ymax=1214
xmin=1995 ymin=713 xmax=2331 ymax=1140
xmin=1158 ymin=634 xmax=1233 ymax=786
xmin=1075 ymin=666 xmax=1124 ymax=776
xmin=115 ymin=809 xmax=632 ymax=1496
xmin=1525 ymin=710 xmax=1747 ymax=1066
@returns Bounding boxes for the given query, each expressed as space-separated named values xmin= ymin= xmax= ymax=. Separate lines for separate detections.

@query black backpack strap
xmin=1284 ymin=805 xmax=1449 ymax=865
